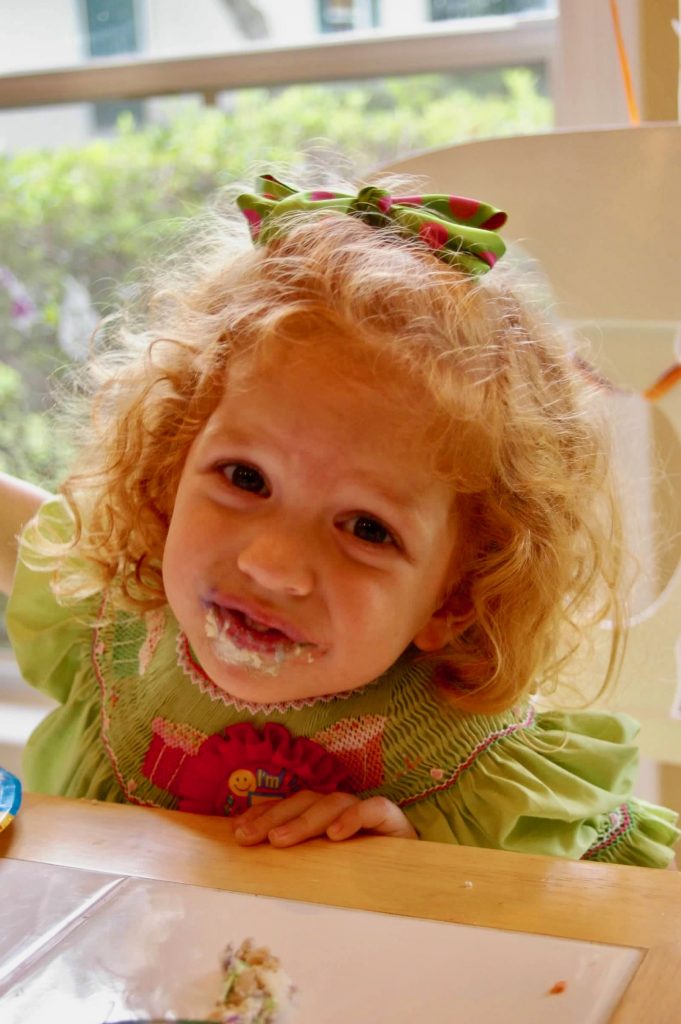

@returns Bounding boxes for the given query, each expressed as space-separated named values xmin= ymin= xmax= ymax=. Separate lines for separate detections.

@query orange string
xmin=609 ymin=0 xmax=641 ymax=125
xmin=608 ymin=3 xmax=680 ymax=400
xmin=574 ymin=356 xmax=681 ymax=403
xmin=643 ymin=364 xmax=681 ymax=402
xmin=579 ymin=5 xmax=680 ymax=403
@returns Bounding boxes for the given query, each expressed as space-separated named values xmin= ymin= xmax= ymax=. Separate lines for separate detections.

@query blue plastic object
xmin=0 ymin=766 xmax=22 ymax=832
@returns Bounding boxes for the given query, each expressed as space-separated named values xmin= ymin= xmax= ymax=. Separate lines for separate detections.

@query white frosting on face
xmin=204 ymin=606 xmax=313 ymax=677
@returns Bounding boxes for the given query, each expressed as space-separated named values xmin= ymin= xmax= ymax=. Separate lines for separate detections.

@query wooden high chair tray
xmin=1 ymin=792 xmax=679 ymax=1022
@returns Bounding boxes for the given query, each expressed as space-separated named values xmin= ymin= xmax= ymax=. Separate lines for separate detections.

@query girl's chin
xmin=201 ymin=651 xmax=375 ymax=707
xmin=208 ymin=670 xmax=331 ymax=706
xmin=196 ymin=641 xmax=328 ymax=704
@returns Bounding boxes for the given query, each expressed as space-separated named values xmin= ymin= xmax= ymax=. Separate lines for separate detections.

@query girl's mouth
xmin=203 ymin=604 xmax=317 ymax=675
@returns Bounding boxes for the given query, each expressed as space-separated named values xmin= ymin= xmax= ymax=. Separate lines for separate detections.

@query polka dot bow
xmin=237 ymin=174 xmax=508 ymax=275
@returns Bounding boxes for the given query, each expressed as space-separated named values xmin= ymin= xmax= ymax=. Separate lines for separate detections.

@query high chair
xmin=377 ymin=126 xmax=681 ymax=796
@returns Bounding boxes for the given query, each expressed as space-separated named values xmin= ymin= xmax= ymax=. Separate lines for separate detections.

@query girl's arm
xmin=0 ymin=472 xmax=52 ymax=595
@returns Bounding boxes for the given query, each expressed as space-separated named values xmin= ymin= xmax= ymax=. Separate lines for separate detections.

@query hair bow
xmin=237 ymin=174 xmax=507 ymax=275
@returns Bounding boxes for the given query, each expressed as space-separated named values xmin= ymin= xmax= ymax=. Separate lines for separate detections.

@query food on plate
xmin=207 ymin=938 xmax=296 ymax=1023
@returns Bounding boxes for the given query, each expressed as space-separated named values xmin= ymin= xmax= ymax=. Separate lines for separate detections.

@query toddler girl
xmin=2 ymin=174 xmax=678 ymax=865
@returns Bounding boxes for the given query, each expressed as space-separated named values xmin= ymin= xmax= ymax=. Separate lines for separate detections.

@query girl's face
xmin=162 ymin=342 xmax=459 ymax=704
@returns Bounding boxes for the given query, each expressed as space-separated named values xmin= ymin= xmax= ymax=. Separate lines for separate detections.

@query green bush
xmin=0 ymin=69 xmax=551 ymax=489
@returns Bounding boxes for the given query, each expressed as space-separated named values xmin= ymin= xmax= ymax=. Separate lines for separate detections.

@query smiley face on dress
xmin=228 ymin=768 xmax=257 ymax=797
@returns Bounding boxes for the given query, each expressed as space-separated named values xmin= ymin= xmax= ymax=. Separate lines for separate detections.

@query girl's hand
xmin=232 ymin=790 xmax=417 ymax=847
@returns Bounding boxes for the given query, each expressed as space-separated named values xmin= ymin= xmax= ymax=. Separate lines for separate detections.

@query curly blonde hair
xmin=47 ymin=200 xmax=625 ymax=713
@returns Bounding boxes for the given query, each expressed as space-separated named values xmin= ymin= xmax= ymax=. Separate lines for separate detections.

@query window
xmin=430 ymin=0 xmax=549 ymax=20
xmin=83 ymin=0 xmax=145 ymax=130
xmin=319 ymin=0 xmax=379 ymax=33
xmin=85 ymin=0 xmax=139 ymax=56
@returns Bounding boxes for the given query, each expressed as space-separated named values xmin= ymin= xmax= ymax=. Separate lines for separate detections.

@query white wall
xmin=0 ymin=0 xmax=326 ymax=152
xmin=1 ymin=0 xmax=83 ymax=71
xmin=144 ymin=0 xmax=259 ymax=56
xmin=0 ymin=0 xmax=468 ymax=72
xmin=142 ymin=0 xmax=428 ymax=52
xmin=0 ymin=104 xmax=90 ymax=153
xmin=381 ymin=0 xmax=430 ymax=32
xmin=554 ymin=0 xmax=641 ymax=128
xmin=0 ymin=0 xmax=92 ymax=153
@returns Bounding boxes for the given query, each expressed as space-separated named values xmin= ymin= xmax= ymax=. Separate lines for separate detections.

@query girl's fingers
xmin=233 ymin=790 xmax=353 ymax=846
xmin=232 ymin=791 xmax=417 ymax=847
xmin=266 ymin=792 xmax=361 ymax=847
xmin=235 ymin=791 xmax=318 ymax=829
xmin=327 ymin=796 xmax=418 ymax=841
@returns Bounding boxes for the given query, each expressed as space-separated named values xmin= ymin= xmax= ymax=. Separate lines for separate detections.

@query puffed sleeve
xmin=6 ymin=496 xmax=97 ymax=703
xmin=5 ymin=497 xmax=122 ymax=798
xmin=381 ymin=698 xmax=680 ymax=867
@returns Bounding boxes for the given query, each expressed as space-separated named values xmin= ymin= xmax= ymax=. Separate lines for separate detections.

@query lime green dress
xmin=7 ymin=499 xmax=679 ymax=866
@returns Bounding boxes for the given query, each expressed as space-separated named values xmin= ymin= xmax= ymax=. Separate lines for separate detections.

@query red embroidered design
xmin=140 ymin=719 xmax=208 ymax=795
xmin=398 ymin=705 xmax=536 ymax=807
xmin=581 ymin=802 xmax=633 ymax=859
xmin=150 ymin=718 xmax=207 ymax=755
xmin=142 ymin=721 xmax=350 ymax=816
xmin=312 ymin=715 xmax=386 ymax=790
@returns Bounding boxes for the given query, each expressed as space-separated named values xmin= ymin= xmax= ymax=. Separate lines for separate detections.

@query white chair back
xmin=378 ymin=126 xmax=681 ymax=764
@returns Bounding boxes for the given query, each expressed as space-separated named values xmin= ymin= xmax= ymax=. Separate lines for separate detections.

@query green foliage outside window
xmin=0 ymin=69 xmax=551 ymax=491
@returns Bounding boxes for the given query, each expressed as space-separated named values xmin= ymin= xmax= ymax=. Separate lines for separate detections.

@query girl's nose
xmin=236 ymin=525 xmax=315 ymax=597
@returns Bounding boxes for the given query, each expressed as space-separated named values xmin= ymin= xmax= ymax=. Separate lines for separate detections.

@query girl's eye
xmin=222 ymin=463 xmax=269 ymax=496
xmin=347 ymin=515 xmax=395 ymax=546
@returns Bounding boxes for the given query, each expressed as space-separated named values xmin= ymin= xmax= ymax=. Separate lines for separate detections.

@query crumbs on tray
xmin=207 ymin=938 xmax=296 ymax=1024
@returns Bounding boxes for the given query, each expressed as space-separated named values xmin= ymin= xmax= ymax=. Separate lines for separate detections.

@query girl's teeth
xmin=243 ymin=614 xmax=272 ymax=633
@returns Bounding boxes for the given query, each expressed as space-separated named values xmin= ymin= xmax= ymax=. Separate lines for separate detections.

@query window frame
xmin=0 ymin=12 xmax=557 ymax=108
xmin=78 ymin=0 xmax=146 ymax=131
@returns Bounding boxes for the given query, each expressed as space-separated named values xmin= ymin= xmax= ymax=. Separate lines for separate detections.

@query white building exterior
xmin=0 ymin=0 xmax=552 ymax=152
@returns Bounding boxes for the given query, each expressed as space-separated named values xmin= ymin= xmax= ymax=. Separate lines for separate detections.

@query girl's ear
xmin=412 ymin=611 xmax=453 ymax=652
xmin=412 ymin=602 xmax=473 ymax=653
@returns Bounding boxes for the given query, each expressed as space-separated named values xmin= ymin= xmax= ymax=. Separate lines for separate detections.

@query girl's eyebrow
xmin=350 ymin=472 xmax=421 ymax=513
xmin=201 ymin=419 xmax=260 ymax=449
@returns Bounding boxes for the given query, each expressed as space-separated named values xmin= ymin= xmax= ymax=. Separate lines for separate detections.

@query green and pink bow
xmin=237 ymin=173 xmax=507 ymax=275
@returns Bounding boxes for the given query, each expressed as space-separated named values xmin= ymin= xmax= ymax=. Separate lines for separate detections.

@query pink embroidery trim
xmin=581 ymin=803 xmax=633 ymax=859
xmin=175 ymin=631 xmax=369 ymax=713
xmin=398 ymin=705 xmax=536 ymax=807
xmin=138 ymin=608 xmax=167 ymax=676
